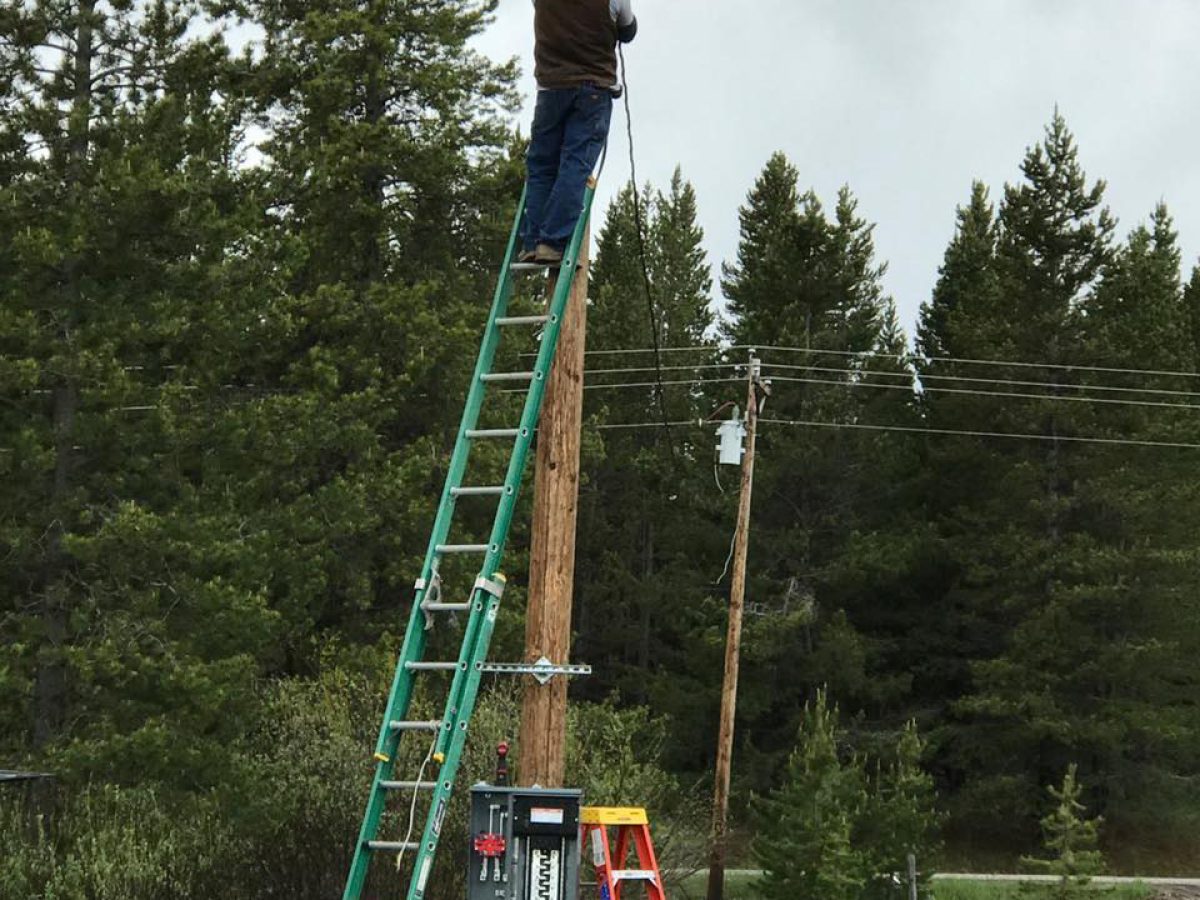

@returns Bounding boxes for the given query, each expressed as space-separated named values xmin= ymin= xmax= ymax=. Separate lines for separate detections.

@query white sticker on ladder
xmin=591 ymin=829 xmax=606 ymax=867
xmin=417 ymin=857 xmax=432 ymax=892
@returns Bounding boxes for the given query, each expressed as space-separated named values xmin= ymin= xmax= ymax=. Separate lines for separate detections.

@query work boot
xmin=517 ymin=248 xmax=538 ymax=263
xmin=534 ymin=243 xmax=563 ymax=265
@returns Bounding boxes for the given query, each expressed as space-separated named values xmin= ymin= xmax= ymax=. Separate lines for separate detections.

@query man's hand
xmin=618 ymin=16 xmax=637 ymax=44
xmin=614 ymin=0 xmax=637 ymax=43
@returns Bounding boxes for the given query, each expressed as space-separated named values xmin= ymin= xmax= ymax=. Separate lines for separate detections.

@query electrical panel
xmin=467 ymin=784 xmax=582 ymax=900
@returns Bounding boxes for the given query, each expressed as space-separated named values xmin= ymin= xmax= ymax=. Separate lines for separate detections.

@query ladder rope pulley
xmin=342 ymin=184 xmax=597 ymax=900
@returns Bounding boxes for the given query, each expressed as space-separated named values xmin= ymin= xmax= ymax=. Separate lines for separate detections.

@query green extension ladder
xmin=342 ymin=181 xmax=597 ymax=900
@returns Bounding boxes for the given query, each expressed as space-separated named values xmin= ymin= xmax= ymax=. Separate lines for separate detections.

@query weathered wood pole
xmin=707 ymin=356 xmax=762 ymax=900
xmin=517 ymin=224 xmax=590 ymax=787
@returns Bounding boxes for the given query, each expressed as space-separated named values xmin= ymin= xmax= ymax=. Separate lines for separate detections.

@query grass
xmin=934 ymin=880 xmax=1151 ymax=899
xmin=676 ymin=872 xmax=1154 ymax=900
xmin=676 ymin=870 xmax=758 ymax=899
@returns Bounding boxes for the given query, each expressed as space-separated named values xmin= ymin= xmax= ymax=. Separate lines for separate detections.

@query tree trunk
xmin=637 ymin=518 xmax=654 ymax=684
xmin=34 ymin=0 xmax=94 ymax=749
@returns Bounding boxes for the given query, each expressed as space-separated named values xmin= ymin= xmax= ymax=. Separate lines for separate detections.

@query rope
xmin=618 ymin=42 xmax=677 ymax=458
xmin=395 ymin=731 xmax=439 ymax=873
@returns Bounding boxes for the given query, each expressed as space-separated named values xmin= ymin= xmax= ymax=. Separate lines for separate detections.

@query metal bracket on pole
xmin=480 ymin=656 xmax=592 ymax=685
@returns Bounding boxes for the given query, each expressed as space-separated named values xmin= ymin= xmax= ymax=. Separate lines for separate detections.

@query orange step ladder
xmin=580 ymin=807 xmax=666 ymax=900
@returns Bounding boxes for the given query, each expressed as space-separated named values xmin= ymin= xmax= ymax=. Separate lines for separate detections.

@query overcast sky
xmin=471 ymin=0 xmax=1200 ymax=336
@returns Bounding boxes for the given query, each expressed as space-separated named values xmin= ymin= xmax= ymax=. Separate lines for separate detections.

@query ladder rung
xmin=436 ymin=544 xmax=489 ymax=555
xmin=389 ymin=720 xmax=442 ymax=732
xmin=612 ymin=870 xmax=658 ymax=882
xmin=380 ymin=781 xmax=436 ymax=791
xmin=422 ymin=602 xmax=472 ymax=613
xmin=481 ymin=371 xmax=535 ymax=383
xmin=509 ymin=262 xmax=553 ymax=273
xmin=496 ymin=315 xmax=549 ymax=327
xmin=466 ymin=429 xmax=518 ymax=440
xmin=451 ymin=486 xmax=505 ymax=497
xmin=368 ymin=841 xmax=421 ymax=853
xmin=405 ymin=661 xmax=460 ymax=672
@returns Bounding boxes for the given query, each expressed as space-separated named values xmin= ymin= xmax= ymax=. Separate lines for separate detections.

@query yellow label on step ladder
xmin=581 ymin=806 xmax=648 ymax=826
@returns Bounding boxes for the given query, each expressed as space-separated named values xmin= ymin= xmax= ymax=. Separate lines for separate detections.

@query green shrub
xmin=567 ymin=694 xmax=708 ymax=890
xmin=0 ymin=785 xmax=237 ymax=900
xmin=1 ymin=647 xmax=699 ymax=900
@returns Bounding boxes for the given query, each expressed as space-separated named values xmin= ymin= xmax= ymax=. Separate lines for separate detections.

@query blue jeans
xmin=521 ymin=85 xmax=613 ymax=253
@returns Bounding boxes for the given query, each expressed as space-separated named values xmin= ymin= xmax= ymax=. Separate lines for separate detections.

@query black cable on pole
xmin=618 ymin=42 xmax=677 ymax=459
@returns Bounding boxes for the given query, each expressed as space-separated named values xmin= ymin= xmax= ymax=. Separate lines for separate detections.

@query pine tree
xmin=752 ymin=691 xmax=869 ymax=900
xmin=1020 ymin=765 xmax=1105 ymax=898
xmin=720 ymin=152 xmax=806 ymax=348
xmin=918 ymin=115 xmax=1200 ymax=846
xmin=860 ymin=721 xmax=943 ymax=899
xmin=917 ymin=181 xmax=1000 ymax=362
xmin=1086 ymin=205 xmax=1189 ymax=369
xmin=0 ymin=1 xmax=276 ymax=780
xmin=1182 ymin=263 xmax=1200 ymax=369
xmin=575 ymin=169 xmax=723 ymax=762
xmin=186 ymin=0 xmax=526 ymax=668
xmin=754 ymin=694 xmax=940 ymax=900
xmin=719 ymin=154 xmax=917 ymax=786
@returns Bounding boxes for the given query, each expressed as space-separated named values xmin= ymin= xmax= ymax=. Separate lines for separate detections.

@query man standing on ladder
xmin=520 ymin=0 xmax=638 ymax=265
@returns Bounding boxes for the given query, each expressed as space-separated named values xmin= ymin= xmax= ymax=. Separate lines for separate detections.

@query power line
xmin=500 ymin=375 xmax=742 ymax=395
xmin=764 ymin=361 xmax=1200 ymax=400
xmin=583 ymin=377 xmax=745 ymax=392
xmin=584 ymin=361 xmax=743 ymax=377
xmin=583 ymin=344 xmax=730 ymax=357
xmin=586 ymin=416 xmax=1200 ymax=449
xmin=757 ymin=418 xmax=1200 ymax=450
xmin=767 ymin=375 xmax=1200 ymax=412
xmin=592 ymin=420 xmax=703 ymax=431
xmin=758 ymin=344 xmax=1200 ymax=382
xmin=582 ymin=342 xmax=1200 ymax=383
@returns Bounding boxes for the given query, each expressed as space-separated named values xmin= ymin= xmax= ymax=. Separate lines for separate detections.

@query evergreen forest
xmin=2 ymin=2 xmax=1199 ymax=897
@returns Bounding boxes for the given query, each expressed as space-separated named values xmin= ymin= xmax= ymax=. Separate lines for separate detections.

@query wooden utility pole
xmin=707 ymin=354 xmax=764 ymax=900
xmin=518 ymin=222 xmax=590 ymax=788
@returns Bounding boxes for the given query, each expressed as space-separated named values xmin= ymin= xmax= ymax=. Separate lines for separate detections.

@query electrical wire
xmin=754 ymin=344 xmax=1200 ymax=382
xmin=757 ymin=418 xmax=1200 ymax=450
xmin=618 ymin=41 xmax=676 ymax=457
xmin=500 ymin=376 xmax=740 ymax=395
xmin=764 ymin=361 xmax=1200 ymax=400
xmin=592 ymin=419 xmax=704 ymax=431
xmin=583 ymin=361 xmax=743 ymax=377
xmin=583 ymin=377 xmax=745 ymax=392
xmin=766 ymin=374 xmax=1200 ymax=412
xmin=579 ymin=342 xmax=1200 ymax=384
xmin=581 ymin=344 xmax=740 ymax=357
xmin=588 ymin=416 xmax=1200 ymax=450
xmin=714 ymin=524 xmax=737 ymax=585
xmin=584 ymin=357 xmax=1200 ymax=404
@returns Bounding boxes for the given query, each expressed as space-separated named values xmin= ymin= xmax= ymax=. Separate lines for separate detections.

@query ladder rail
xmin=343 ymin=188 xmax=526 ymax=900
xmin=429 ymin=182 xmax=595 ymax=768
xmin=405 ymin=184 xmax=596 ymax=900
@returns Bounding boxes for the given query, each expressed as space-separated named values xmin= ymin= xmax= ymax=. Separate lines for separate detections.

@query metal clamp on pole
xmin=481 ymin=656 xmax=592 ymax=685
